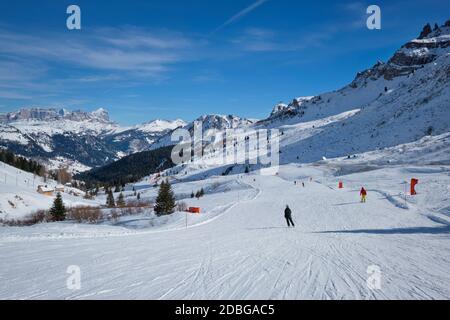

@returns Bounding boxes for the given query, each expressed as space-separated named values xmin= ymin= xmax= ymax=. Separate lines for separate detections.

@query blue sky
xmin=0 ymin=0 xmax=448 ymax=125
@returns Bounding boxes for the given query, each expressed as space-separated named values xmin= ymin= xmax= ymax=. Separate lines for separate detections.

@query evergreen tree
xmin=137 ymin=192 xmax=141 ymax=200
xmin=114 ymin=185 xmax=120 ymax=193
xmin=0 ymin=149 xmax=44 ymax=176
xmin=154 ymin=180 xmax=176 ymax=216
xmin=245 ymin=166 xmax=250 ymax=174
xmin=106 ymin=190 xmax=115 ymax=208
xmin=190 ymin=191 xmax=195 ymax=198
xmin=50 ymin=193 xmax=66 ymax=221
xmin=199 ymin=188 xmax=205 ymax=197
xmin=117 ymin=192 xmax=125 ymax=207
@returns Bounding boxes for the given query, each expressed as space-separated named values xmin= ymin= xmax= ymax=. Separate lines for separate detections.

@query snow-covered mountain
xmin=149 ymin=114 xmax=255 ymax=150
xmin=0 ymin=107 xmax=111 ymax=124
xmin=259 ymin=21 xmax=450 ymax=165
xmin=2 ymin=21 xmax=449 ymax=176
xmin=137 ymin=119 xmax=186 ymax=133
xmin=144 ymin=20 xmax=449 ymax=177
xmin=0 ymin=107 xmax=185 ymax=172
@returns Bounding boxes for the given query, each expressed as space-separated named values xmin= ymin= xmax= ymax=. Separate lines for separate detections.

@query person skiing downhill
xmin=360 ymin=187 xmax=367 ymax=203
xmin=284 ymin=205 xmax=295 ymax=227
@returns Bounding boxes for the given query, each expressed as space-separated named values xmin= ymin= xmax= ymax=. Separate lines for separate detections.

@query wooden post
xmin=404 ymin=181 xmax=407 ymax=207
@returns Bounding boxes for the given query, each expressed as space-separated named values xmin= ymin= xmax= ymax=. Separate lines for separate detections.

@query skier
xmin=284 ymin=205 xmax=295 ymax=227
xmin=360 ymin=187 xmax=367 ymax=203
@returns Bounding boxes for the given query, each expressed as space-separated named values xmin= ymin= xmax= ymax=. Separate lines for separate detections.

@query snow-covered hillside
xmin=0 ymin=161 xmax=97 ymax=220
xmin=261 ymin=22 xmax=450 ymax=165
xmin=159 ymin=21 xmax=450 ymax=172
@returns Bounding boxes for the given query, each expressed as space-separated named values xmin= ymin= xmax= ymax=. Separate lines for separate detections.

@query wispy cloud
xmin=231 ymin=27 xmax=279 ymax=52
xmin=0 ymin=90 xmax=32 ymax=100
xmin=231 ymin=26 xmax=335 ymax=53
xmin=0 ymin=26 xmax=204 ymax=106
xmin=0 ymin=26 xmax=197 ymax=77
xmin=337 ymin=1 xmax=369 ymax=30
xmin=192 ymin=70 xmax=225 ymax=83
xmin=213 ymin=0 xmax=269 ymax=34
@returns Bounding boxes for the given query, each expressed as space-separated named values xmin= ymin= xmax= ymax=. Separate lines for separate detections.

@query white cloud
xmin=0 ymin=27 xmax=197 ymax=76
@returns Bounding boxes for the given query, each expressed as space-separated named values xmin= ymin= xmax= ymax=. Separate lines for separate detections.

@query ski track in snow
xmin=1 ymin=167 xmax=450 ymax=299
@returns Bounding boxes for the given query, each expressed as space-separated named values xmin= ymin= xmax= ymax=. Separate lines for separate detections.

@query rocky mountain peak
xmin=0 ymin=107 xmax=113 ymax=124
xmin=349 ymin=20 xmax=450 ymax=84
xmin=90 ymin=108 xmax=110 ymax=122
xmin=418 ymin=23 xmax=433 ymax=39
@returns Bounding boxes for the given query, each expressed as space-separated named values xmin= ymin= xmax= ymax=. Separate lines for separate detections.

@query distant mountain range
xmin=0 ymin=107 xmax=186 ymax=172
xmin=1 ymin=20 xmax=449 ymax=180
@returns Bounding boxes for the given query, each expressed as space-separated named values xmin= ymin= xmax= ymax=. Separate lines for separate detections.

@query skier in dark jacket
xmin=284 ymin=205 xmax=295 ymax=227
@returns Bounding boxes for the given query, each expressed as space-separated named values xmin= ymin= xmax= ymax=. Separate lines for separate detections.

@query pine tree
xmin=154 ymin=180 xmax=176 ymax=216
xmin=50 ymin=193 xmax=66 ymax=221
xmin=137 ymin=192 xmax=141 ymax=200
xmin=106 ymin=190 xmax=115 ymax=208
xmin=199 ymin=188 xmax=205 ymax=197
xmin=190 ymin=191 xmax=195 ymax=198
xmin=117 ymin=192 xmax=125 ymax=207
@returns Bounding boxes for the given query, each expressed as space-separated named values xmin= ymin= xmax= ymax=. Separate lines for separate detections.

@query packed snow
xmin=1 ymin=151 xmax=450 ymax=299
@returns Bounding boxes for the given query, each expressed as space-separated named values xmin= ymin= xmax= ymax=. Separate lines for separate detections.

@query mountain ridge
xmin=0 ymin=107 xmax=187 ymax=172
xmin=1 ymin=20 xmax=449 ymax=175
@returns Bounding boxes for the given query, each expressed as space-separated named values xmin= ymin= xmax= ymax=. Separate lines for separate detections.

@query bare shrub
xmin=134 ymin=206 xmax=144 ymax=214
xmin=119 ymin=206 xmax=147 ymax=216
xmin=123 ymin=207 xmax=134 ymax=216
xmin=26 ymin=210 xmax=49 ymax=224
xmin=110 ymin=209 xmax=120 ymax=222
xmin=67 ymin=206 xmax=103 ymax=223
xmin=126 ymin=199 xmax=153 ymax=208
xmin=177 ymin=201 xmax=188 ymax=212
xmin=0 ymin=209 xmax=49 ymax=226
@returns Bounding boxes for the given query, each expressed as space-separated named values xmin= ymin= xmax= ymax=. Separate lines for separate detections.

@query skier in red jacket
xmin=360 ymin=187 xmax=367 ymax=203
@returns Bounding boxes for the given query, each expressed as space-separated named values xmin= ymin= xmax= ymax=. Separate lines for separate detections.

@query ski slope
xmin=1 ymin=164 xmax=449 ymax=299
xmin=0 ymin=162 xmax=98 ymax=220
